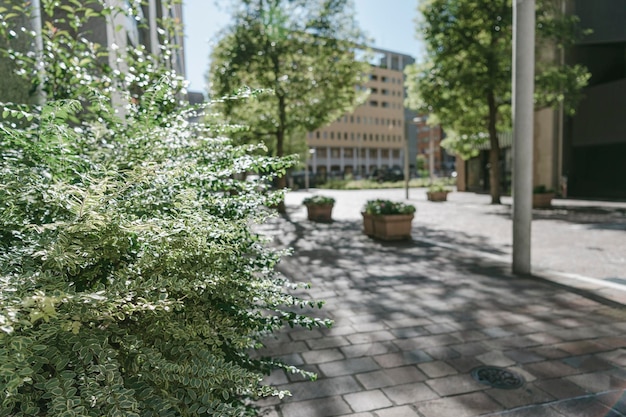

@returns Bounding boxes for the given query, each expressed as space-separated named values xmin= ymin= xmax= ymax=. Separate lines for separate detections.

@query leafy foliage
xmin=208 ymin=0 xmax=369 ymax=175
xmin=405 ymin=0 xmax=590 ymax=204
xmin=302 ymin=195 xmax=335 ymax=206
xmin=363 ymin=200 xmax=416 ymax=215
xmin=0 ymin=1 xmax=330 ymax=416
xmin=428 ymin=182 xmax=452 ymax=193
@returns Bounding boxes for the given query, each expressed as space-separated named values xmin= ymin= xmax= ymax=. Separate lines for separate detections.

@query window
xmin=369 ymin=134 xmax=373 ymax=141
xmin=382 ymin=89 xmax=389 ymax=95
xmin=375 ymin=118 xmax=379 ymax=125
xmin=371 ymin=87 xmax=378 ymax=94
xmin=344 ymin=149 xmax=353 ymax=158
xmin=331 ymin=148 xmax=340 ymax=158
xmin=375 ymin=134 xmax=379 ymax=141
xmin=370 ymin=100 xmax=378 ymax=107
xmin=351 ymin=133 xmax=355 ymax=140
xmin=350 ymin=115 xmax=354 ymax=123
xmin=330 ymin=132 xmax=334 ymax=139
xmin=323 ymin=132 xmax=327 ymax=139
xmin=316 ymin=131 xmax=320 ymax=138
xmin=382 ymin=102 xmax=389 ymax=108
xmin=370 ymin=74 xmax=378 ymax=81
xmin=344 ymin=132 xmax=348 ymax=140
xmin=381 ymin=76 xmax=388 ymax=82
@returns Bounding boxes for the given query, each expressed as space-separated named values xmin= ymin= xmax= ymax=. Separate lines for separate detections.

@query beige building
xmin=306 ymin=49 xmax=416 ymax=179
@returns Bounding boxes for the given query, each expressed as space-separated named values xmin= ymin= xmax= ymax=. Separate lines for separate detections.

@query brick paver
xmin=256 ymin=189 xmax=626 ymax=416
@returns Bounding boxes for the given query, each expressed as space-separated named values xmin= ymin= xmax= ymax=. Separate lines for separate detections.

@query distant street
xmin=285 ymin=188 xmax=626 ymax=304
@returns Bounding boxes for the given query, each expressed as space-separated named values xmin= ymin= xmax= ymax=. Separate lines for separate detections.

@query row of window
xmin=370 ymin=87 xmax=403 ymax=97
xmin=370 ymin=74 xmax=402 ymax=84
xmin=313 ymin=148 xmax=401 ymax=159
xmin=369 ymin=100 xmax=403 ymax=109
xmin=334 ymin=115 xmax=404 ymax=127
xmin=310 ymin=131 xmax=404 ymax=143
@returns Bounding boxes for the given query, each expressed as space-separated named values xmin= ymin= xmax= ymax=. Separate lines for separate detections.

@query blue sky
xmin=182 ymin=0 xmax=424 ymax=93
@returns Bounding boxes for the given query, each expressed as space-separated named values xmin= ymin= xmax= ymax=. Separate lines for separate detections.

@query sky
xmin=181 ymin=0 xmax=424 ymax=93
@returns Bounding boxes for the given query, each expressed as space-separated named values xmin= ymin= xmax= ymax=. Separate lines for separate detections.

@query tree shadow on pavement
xmin=254 ymin=204 xmax=626 ymax=417
xmin=494 ymin=203 xmax=626 ymax=231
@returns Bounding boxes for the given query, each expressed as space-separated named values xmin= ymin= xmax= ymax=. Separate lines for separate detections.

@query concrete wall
xmin=533 ymin=108 xmax=557 ymax=190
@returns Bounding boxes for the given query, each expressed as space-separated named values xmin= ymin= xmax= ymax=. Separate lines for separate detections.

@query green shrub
xmin=0 ymin=88 xmax=330 ymax=417
xmin=302 ymin=195 xmax=335 ymax=206
xmin=428 ymin=182 xmax=452 ymax=193
xmin=533 ymin=185 xmax=554 ymax=194
xmin=0 ymin=3 xmax=330 ymax=414
xmin=363 ymin=199 xmax=416 ymax=215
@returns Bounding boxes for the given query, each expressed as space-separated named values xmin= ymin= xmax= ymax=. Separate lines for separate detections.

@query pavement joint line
xmin=481 ymin=388 xmax=626 ymax=416
xmin=538 ymin=269 xmax=626 ymax=292
xmin=411 ymin=235 xmax=626 ymax=308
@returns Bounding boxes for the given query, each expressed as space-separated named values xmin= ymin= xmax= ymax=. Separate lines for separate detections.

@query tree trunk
xmin=487 ymin=91 xmax=501 ymax=204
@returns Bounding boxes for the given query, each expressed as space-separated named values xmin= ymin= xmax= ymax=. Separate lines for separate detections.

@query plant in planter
xmin=533 ymin=185 xmax=556 ymax=208
xmin=303 ymin=195 xmax=336 ymax=222
xmin=362 ymin=199 xmax=416 ymax=240
xmin=427 ymin=182 xmax=452 ymax=202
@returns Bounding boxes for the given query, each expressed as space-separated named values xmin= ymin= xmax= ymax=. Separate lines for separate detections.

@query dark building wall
xmin=574 ymin=0 xmax=626 ymax=45
xmin=566 ymin=0 xmax=626 ymax=199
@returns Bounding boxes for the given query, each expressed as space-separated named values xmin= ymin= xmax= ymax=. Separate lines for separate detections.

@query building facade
xmin=0 ymin=0 xmax=186 ymax=104
xmin=457 ymin=0 xmax=625 ymax=200
xmin=562 ymin=0 xmax=626 ymax=199
xmin=306 ymin=49 xmax=416 ymax=179
xmin=413 ymin=118 xmax=456 ymax=177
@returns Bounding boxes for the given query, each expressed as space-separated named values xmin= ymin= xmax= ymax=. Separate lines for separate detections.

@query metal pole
xmin=512 ymin=0 xmax=535 ymax=275
xmin=404 ymin=124 xmax=410 ymax=200
xmin=429 ymin=124 xmax=435 ymax=182
xmin=304 ymin=149 xmax=310 ymax=191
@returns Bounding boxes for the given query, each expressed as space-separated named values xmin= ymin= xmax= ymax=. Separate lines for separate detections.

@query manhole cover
xmin=470 ymin=366 xmax=525 ymax=389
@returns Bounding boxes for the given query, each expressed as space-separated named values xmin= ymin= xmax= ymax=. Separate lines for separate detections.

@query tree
xmin=405 ymin=0 xmax=590 ymax=204
xmin=209 ymin=0 xmax=369 ymax=204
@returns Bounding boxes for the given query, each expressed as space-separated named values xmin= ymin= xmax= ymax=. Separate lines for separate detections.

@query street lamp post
xmin=428 ymin=125 xmax=435 ymax=182
xmin=304 ymin=148 xmax=315 ymax=191
xmin=413 ymin=115 xmax=436 ymax=182
xmin=404 ymin=125 xmax=410 ymax=200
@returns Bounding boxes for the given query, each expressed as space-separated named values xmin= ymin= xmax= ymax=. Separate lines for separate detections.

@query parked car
xmin=369 ymin=167 xmax=404 ymax=183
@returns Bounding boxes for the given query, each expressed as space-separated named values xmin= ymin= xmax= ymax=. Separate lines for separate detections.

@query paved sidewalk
xmin=255 ymin=189 xmax=626 ymax=417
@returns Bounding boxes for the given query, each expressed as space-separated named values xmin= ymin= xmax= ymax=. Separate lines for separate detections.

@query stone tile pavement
xmin=254 ymin=189 xmax=626 ymax=417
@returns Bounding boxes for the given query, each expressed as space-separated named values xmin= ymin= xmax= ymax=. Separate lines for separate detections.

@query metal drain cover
xmin=470 ymin=366 xmax=525 ymax=389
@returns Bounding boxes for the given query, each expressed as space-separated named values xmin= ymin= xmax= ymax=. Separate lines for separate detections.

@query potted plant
xmin=362 ymin=199 xmax=416 ymax=241
xmin=303 ymin=195 xmax=335 ymax=222
xmin=427 ymin=182 xmax=452 ymax=202
xmin=533 ymin=185 xmax=555 ymax=208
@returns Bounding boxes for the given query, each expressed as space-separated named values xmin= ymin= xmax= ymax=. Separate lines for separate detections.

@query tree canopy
xmin=405 ymin=0 xmax=590 ymax=204
xmin=209 ymin=0 xmax=369 ymax=163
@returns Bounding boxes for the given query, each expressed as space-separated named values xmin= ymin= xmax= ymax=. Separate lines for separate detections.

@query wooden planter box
xmin=362 ymin=213 xmax=414 ymax=241
xmin=532 ymin=193 xmax=555 ymax=209
xmin=306 ymin=204 xmax=334 ymax=222
xmin=361 ymin=212 xmax=374 ymax=236
xmin=427 ymin=191 xmax=449 ymax=202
